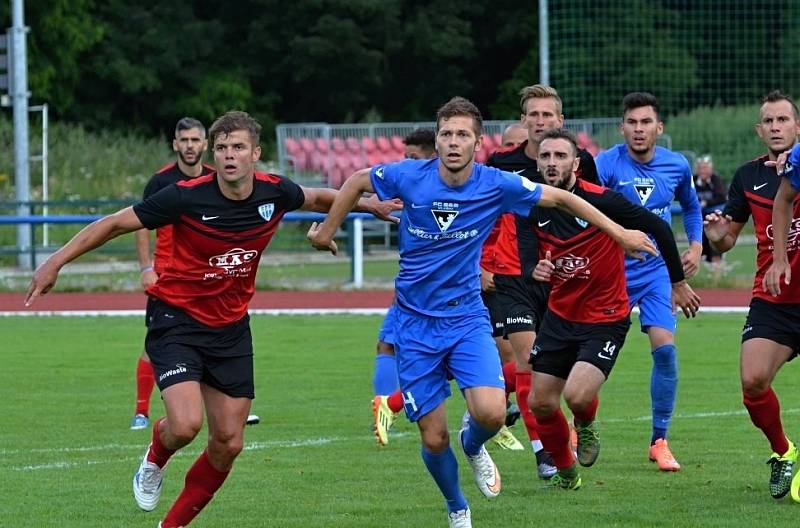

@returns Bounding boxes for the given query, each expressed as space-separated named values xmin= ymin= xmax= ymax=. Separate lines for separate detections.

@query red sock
xmin=161 ymin=450 xmax=230 ymax=528
xmin=146 ymin=417 xmax=176 ymax=468
xmin=502 ymin=361 xmax=516 ymax=397
xmin=387 ymin=389 xmax=404 ymax=413
xmin=535 ymin=409 xmax=575 ymax=469
xmin=744 ymin=387 xmax=789 ymax=455
xmin=572 ymin=395 xmax=599 ymax=424
xmin=135 ymin=357 xmax=155 ymax=416
xmin=515 ymin=371 xmax=539 ymax=441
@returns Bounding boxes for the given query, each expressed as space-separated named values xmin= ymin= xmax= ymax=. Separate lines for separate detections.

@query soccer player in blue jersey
xmin=596 ymin=92 xmax=703 ymax=471
xmin=308 ymin=96 xmax=657 ymax=527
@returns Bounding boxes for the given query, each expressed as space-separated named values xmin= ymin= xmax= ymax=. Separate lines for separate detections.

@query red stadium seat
xmin=331 ymin=137 xmax=346 ymax=154
xmin=300 ymin=138 xmax=315 ymax=155
xmin=314 ymin=137 xmax=330 ymax=154
xmin=284 ymin=138 xmax=308 ymax=170
xmin=346 ymin=137 xmax=361 ymax=154
xmin=362 ymin=137 xmax=377 ymax=154
xmin=376 ymin=136 xmax=392 ymax=153
xmin=391 ymin=135 xmax=405 ymax=152
xmin=474 ymin=148 xmax=489 ymax=164
xmin=493 ymin=133 xmax=502 ymax=148
xmin=481 ymin=134 xmax=496 ymax=156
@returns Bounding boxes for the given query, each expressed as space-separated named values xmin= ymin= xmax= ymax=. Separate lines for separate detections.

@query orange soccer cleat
xmin=648 ymin=438 xmax=681 ymax=471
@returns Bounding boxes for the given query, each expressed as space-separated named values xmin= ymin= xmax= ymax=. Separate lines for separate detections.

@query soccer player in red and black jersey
xmin=25 ymin=110 xmax=401 ymax=528
xmin=521 ymin=128 xmax=699 ymax=489
xmin=130 ymin=117 xmax=215 ymax=431
xmin=705 ymin=90 xmax=800 ymax=501
xmin=479 ymin=84 xmax=598 ymax=478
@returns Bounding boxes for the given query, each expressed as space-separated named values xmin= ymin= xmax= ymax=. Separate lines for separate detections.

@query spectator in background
xmin=403 ymin=129 xmax=437 ymax=159
xmin=693 ymin=155 xmax=727 ymax=267
xmin=500 ymin=123 xmax=528 ymax=148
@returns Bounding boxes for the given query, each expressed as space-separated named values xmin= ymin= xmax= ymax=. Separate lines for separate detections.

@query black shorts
xmin=529 ymin=310 xmax=631 ymax=380
xmin=145 ymin=299 xmax=255 ymax=399
xmin=494 ymin=274 xmax=550 ymax=335
xmin=742 ymin=298 xmax=800 ymax=359
xmin=481 ymin=290 xmax=505 ymax=338
xmin=145 ymin=296 xmax=157 ymax=327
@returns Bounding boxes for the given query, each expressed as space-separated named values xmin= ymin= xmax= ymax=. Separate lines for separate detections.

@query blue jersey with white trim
xmin=596 ymin=144 xmax=701 ymax=279
xmin=371 ymin=158 xmax=542 ymax=317
xmin=785 ymin=143 xmax=800 ymax=191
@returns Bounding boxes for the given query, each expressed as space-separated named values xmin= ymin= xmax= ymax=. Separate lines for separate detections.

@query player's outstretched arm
xmin=765 ymin=178 xmax=798 ymax=296
xmin=703 ymin=210 xmax=742 ymax=254
xmin=25 ymin=207 xmax=144 ymax=306
xmin=300 ymin=179 xmax=401 ymax=223
xmin=536 ymin=185 xmax=657 ymax=259
xmin=307 ymin=168 xmax=374 ymax=255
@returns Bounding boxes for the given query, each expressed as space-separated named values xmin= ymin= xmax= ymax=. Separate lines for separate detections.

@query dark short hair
xmin=622 ymin=92 xmax=661 ymax=120
xmin=435 ymin=96 xmax=483 ymax=135
xmin=209 ymin=110 xmax=261 ymax=145
xmin=403 ymin=129 xmax=436 ymax=150
xmin=175 ymin=117 xmax=205 ymax=138
xmin=537 ymin=128 xmax=578 ymax=156
xmin=762 ymin=90 xmax=800 ymax=119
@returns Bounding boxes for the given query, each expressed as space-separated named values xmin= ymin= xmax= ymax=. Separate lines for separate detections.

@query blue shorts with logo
xmin=627 ymin=268 xmax=676 ymax=334
xmin=378 ymin=303 xmax=398 ymax=345
xmin=393 ymin=304 xmax=504 ymax=422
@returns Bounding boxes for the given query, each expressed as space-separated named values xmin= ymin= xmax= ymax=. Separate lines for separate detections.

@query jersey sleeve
xmin=133 ymin=184 xmax=183 ymax=229
xmin=516 ymin=212 xmax=540 ymax=281
xmin=370 ymin=163 xmax=400 ymax=201
xmin=786 ymin=143 xmax=800 ymax=192
xmin=675 ymin=157 xmax=703 ymax=244
xmin=594 ymin=151 xmax=616 ymax=188
xmin=142 ymin=174 xmax=165 ymax=200
xmin=278 ymin=176 xmax=306 ymax=212
xmin=499 ymin=170 xmax=542 ymax=216
xmin=593 ymin=189 xmax=685 ymax=284
xmin=577 ymin=150 xmax=599 ymax=184
xmin=723 ymin=168 xmax=750 ymax=223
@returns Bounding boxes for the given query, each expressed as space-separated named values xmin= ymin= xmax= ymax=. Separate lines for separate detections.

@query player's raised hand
xmin=764 ymin=258 xmax=792 ymax=297
xmin=619 ymin=229 xmax=657 ymax=260
xmin=306 ymin=222 xmax=338 ymax=255
xmin=364 ymin=194 xmax=402 ymax=224
xmin=764 ymin=149 xmax=791 ymax=174
xmin=702 ymin=210 xmax=731 ymax=242
xmin=24 ymin=260 xmax=60 ymax=306
xmin=532 ymin=250 xmax=555 ymax=282
xmin=671 ymin=280 xmax=700 ymax=318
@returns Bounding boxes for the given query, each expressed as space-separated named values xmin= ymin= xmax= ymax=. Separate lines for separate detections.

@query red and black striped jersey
xmin=133 ymin=172 xmax=305 ymax=327
xmin=724 ymin=155 xmax=800 ymax=303
xmin=143 ymin=162 xmax=216 ymax=274
xmin=518 ymin=179 xmax=684 ymax=324
xmin=481 ymin=142 xmax=597 ymax=276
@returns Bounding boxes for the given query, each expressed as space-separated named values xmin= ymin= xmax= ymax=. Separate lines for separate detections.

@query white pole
xmin=539 ymin=0 xmax=549 ymax=85
xmin=41 ymin=102 xmax=48 ymax=246
xmin=352 ymin=218 xmax=364 ymax=288
xmin=11 ymin=0 xmax=30 ymax=268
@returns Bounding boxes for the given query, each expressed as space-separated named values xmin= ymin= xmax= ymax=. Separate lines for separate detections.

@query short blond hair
xmin=519 ymin=84 xmax=563 ymax=114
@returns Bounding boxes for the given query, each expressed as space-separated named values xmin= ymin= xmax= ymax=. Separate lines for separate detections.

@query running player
xmin=25 ymin=110 xmax=400 ymax=528
xmin=710 ymin=90 xmax=800 ymax=500
xmin=596 ymin=92 xmax=703 ymax=471
xmin=130 ymin=117 xmax=214 ymax=431
xmin=308 ymin=97 xmax=658 ymax=528
xmin=524 ymin=128 xmax=699 ymax=489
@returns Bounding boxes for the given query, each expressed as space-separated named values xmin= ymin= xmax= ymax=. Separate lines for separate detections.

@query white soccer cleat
xmin=133 ymin=446 xmax=165 ymax=511
xmin=448 ymin=507 xmax=472 ymax=527
xmin=458 ymin=428 xmax=502 ymax=498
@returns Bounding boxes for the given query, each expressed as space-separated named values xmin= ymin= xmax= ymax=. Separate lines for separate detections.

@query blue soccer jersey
xmin=596 ymin=144 xmax=702 ymax=282
xmin=786 ymin=143 xmax=800 ymax=191
xmin=370 ymin=158 xmax=542 ymax=317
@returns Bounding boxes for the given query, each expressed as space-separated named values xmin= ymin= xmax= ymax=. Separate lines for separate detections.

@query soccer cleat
xmin=130 ymin=414 xmax=150 ymax=430
xmin=133 ymin=446 xmax=165 ymax=511
xmin=246 ymin=414 xmax=260 ymax=425
xmin=448 ymin=507 xmax=472 ymax=528
xmin=490 ymin=425 xmax=525 ymax=451
xmin=648 ymin=438 xmax=681 ymax=471
xmin=574 ymin=420 xmax=600 ymax=467
xmin=767 ymin=440 xmax=797 ymax=499
xmin=505 ymin=402 xmax=521 ymax=427
xmin=549 ymin=464 xmax=582 ymax=490
xmin=535 ymin=449 xmax=558 ymax=479
xmin=372 ymin=395 xmax=397 ymax=446
xmin=458 ymin=428 xmax=502 ymax=498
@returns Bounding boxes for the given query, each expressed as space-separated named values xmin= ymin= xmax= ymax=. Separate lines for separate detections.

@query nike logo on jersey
xmin=753 ymin=182 xmax=768 ymax=190
xmin=619 ymin=180 xmax=633 ymax=185
xmin=511 ymin=169 xmax=525 ymax=175
xmin=410 ymin=203 xmax=427 ymax=209
xmin=537 ymin=220 xmax=551 ymax=227
xmin=201 ymin=215 xmax=220 ymax=221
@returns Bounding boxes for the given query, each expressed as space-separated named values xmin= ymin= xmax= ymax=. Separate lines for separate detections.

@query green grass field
xmin=2 ymin=313 xmax=798 ymax=527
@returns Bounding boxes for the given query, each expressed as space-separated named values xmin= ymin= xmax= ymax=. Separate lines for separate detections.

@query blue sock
xmin=421 ymin=446 xmax=468 ymax=513
xmin=372 ymin=354 xmax=398 ymax=395
xmin=651 ymin=344 xmax=678 ymax=444
xmin=461 ymin=415 xmax=497 ymax=457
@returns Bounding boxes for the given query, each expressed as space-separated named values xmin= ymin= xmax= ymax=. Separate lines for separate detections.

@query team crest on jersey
xmin=555 ymin=253 xmax=590 ymax=274
xmin=575 ymin=217 xmax=588 ymax=228
xmin=634 ymin=183 xmax=655 ymax=205
xmin=785 ymin=160 xmax=794 ymax=175
xmin=432 ymin=210 xmax=459 ymax=232
xmin=258 ymin=203 xmax=275 ymax=221
xmin=209 ymin=248 xmax=259 ymax=272
xmin=374 ymin=165 xmax=385 ymax=179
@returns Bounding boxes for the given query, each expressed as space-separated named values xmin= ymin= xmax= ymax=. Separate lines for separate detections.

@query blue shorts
xmin=627 ymin=270 xmax=676 ymax=334
xmin=378 ymin=303 xmax=398 ymax=345
xmin=394 ymin=305 xmax=504 ymax=422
